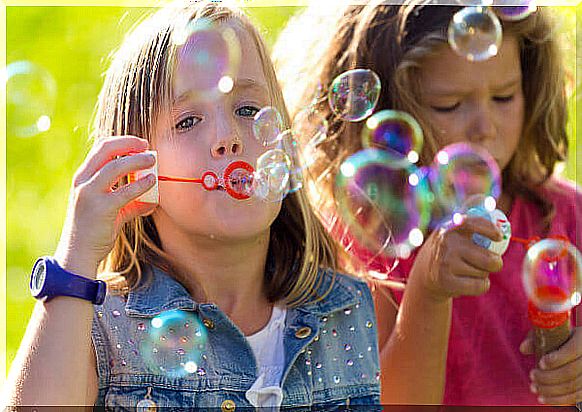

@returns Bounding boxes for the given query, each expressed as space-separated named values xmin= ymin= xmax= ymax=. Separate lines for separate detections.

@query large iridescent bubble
xmin=253 ymin=148 xmax=291 ymax=202
xmin=139 ymin=310 xmax=208 ymax=378
xmin=430 ymin=142 xmax=501 ymax=218
xmin=448 ymin=6 xmax=503 ymax=62
xmin=6 ymin=61 xmax=57 ymax=138
xmin=361 ymin=110 xmax=423 ymax=165
xmin=328 ymin=69 xmax=381 ymax=122
xmin=522 ymin=239 xmax=582 ymax=313
xmin=253 ymin=106 xmax=284 ymax=147
xmin=174 ymin=18 xmax=241 ymax=101
xmin=335 ymin=149 xmax=431 ymax=259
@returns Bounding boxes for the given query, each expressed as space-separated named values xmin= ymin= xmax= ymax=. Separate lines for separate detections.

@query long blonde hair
xmin=274 ymin=1 xmax=569 ymax=275
xmin=93 ymin=0 xmax=337 ymax=306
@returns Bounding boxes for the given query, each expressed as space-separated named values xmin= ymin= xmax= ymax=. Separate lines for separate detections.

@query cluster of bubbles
xmin=139 ymin=310 xmax=208 ymax=378
xmin=6 ymin=60 xmax=57 ymax=138
xmin=448 ymin=1 xmax=537 ymax=62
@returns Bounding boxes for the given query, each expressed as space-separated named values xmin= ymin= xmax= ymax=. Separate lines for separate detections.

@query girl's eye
xmin=236 ymin=105 xmax=260 ymax=118
xmin=175 ymin=115 xmax=202 ymax=131
xmin=493 ymin=95 xmax=514 ymax=103
xmin=431 ymin=103 xmax=460 ymax=113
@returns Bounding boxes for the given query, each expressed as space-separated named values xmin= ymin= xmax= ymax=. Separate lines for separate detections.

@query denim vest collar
xmin=124 ymin=264 xmax=359 ymax=318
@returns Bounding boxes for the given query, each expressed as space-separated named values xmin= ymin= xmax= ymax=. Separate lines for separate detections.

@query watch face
xmin=31 ymin=260 xmax=46 ymax=296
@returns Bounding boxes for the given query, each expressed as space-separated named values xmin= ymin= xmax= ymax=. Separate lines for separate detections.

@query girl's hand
xmin=54 ymin=136 xmax=157 ymax=278
xmin=520 ymin=326 xmax=582 ymax=405
xmin=411 ymin=215 xmax=504 ymax=302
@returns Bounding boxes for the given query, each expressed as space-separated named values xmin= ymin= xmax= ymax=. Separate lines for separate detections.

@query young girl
xmin=274 ymin=0 xmax=580 ymax=406
xmin=4 ymin=1 xmax=381 ymax=408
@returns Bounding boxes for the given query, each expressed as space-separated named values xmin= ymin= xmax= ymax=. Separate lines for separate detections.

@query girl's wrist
xmin=53 ymin=248 xmax=100 ymax=280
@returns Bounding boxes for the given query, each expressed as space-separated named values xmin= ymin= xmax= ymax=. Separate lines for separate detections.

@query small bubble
xmin=180 ymin=336 xmax=189 ymax=344
xmin=120 ymin=359 xmax=127 ymax=367
xmin=152 ymin=347 xmax=159 ymax=354
xmin=332 ymin=357 xmax=338 ymax=362
xmin=346 ymin=359 xmax=354 ymax=366
xmin=305 ymin=359 xmax=311 ymax=366
xmin=97 ymin=311 xmax=103 ymax=318
xmin=197 ymin=367 xmax=206 ymax=376
xmin=307 ymin=370 xmax=312 ymax=376
xmin=349 ymin=325 xmax=355 ymax=332
xmin=334 ymin=376 xmax=341 ymax=384
xmin=128 ymin=339 xmax=135 ymax=346
xmin=322 ymin=329 xmax=328 ymax=335
xmin=358 ymin=352 xmax=364 ymax=359
xmin=332 ymin=329 xmax=338 ymax=337
xmin=168 ymin=328 xmax=175 ymax=334
xmin=367 ymin=346 xmax=372 ymax=352
xmin=112 ymin=309 xmax=121 ymax=317
xmin=322 ymin=316 xmax=328 ymax=323
xmin=344 ymin=308 xmax=352 ymax=315
xmin=345 ymin=344 xmax=352 ymax=351
xmin=116 ymin=343 xmax=122 ymax=349
xmin=177 ymin=348 xmax=186 ymax=356
xmin=318 ymin=377 xmax=323 ymax=383
xmin=137 ymin=322 xmax=146 ymax=331
xmin=315 ymin=362 xmax=322 ymax=369
xmin=314 ymin=336 xmax=320 ymax=342
xmin=361 ymin=373 xmax=368 ymax=379
xmin=376 ymin=371 xmax=381 ymax=381
xmin=160 ymin=335 xmax=167 ymax=342
xmin=366 ymin=321 xmax=373 ymax=328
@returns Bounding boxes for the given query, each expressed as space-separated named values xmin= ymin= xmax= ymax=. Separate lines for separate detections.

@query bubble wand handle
xmin=158 ymin=176 xmax=204 ymax=183
xmin=519 ymin=238 xmax=581 ymax=361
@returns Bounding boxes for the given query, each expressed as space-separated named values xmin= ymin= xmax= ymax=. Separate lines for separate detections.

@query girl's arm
xmin=4 ymin=136 xmax=156 ymax=406
xmin=377 ymin=216 xmax=503 ymax=404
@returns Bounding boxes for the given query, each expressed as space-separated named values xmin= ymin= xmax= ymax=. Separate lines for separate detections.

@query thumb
xmin=520 ymin=330 xmax=535 ymax=355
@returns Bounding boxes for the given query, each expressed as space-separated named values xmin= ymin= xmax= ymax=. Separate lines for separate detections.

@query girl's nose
xmin=468 ymin=106 xmax=496 ymax=143
xmin=210 ymin=138 xmax=243 ymax=157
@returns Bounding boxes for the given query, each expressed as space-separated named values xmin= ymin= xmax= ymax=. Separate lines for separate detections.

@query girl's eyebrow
xmin=424 ymin=77 xmax=522 ymax=97
xmin=232 ymin=78 xmax=269 ymax=95
xmin=172 ymin=78 xmax=269 ymax=106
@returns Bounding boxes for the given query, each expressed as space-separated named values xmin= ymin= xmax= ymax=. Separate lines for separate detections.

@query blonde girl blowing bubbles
xmin=274 ymin=0 xmax=580 ymax=406
xmin=5 ymin=1 xmax=381 ymax=409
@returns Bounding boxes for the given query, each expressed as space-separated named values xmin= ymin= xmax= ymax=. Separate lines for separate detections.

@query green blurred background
xmin=5 ymin=5 xmax=580 ymax=374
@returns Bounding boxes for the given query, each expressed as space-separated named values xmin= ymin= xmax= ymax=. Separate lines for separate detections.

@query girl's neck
xmin=497 ymin=191 xmax=514 ymax=215
xmin=154 ymin=215 xmax=273 ymax=333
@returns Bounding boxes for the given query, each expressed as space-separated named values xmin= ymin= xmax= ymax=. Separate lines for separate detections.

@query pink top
xmin=389 ymin=177 xmax=581 ymax=405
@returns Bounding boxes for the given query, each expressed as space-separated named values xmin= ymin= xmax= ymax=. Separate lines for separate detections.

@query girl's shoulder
xmin=541 ymin=176 xmax=581 ymax=204
xmin=296 ymin=268 xmax=376 ymax=318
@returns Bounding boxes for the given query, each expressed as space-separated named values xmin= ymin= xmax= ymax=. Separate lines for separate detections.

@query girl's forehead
xmin=173 ymin=17 xmax=268 ymax=99
xmin=419 ymin=36 xmax=521 ymax=91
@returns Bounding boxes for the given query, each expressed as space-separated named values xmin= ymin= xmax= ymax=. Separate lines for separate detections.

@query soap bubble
xmin=278 ymin=130 xmax=303 ymax=194
xmin=494 ymin=0 xmax=537 ymax=21
xmin=335 ymin=149 xmax=431 ymax=259
xmin=328 ymin=69 xmax=381 ymax=122
xmin=361 ymin=110 xmax=423 ymax=165
xmin=253 ymin=149 xmax=291 ymax=202
xmin=140 ymin=310 xmax=208 ymax=378
xmin=430 ymin=142 xmax=501 ymax=218
xmin=6 ymin=61 xmax=57 ymax=138
xmin=253 ymin=106 xmax=284 ymax=147
xmin=448 ymin=6 xmax=503 ymax=62
xmin=292 ymin=107 xmax=329 ymax=149
xmin=523 ymin=239 xmax=582 ymax=313
xmin=174 ymin=18 xmax=241 ymax=101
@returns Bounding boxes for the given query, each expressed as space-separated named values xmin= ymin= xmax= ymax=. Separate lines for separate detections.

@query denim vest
xmin=92 ymin=265 xmax=381 ymax=410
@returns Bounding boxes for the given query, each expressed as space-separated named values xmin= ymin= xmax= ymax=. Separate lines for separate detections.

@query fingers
xmin=536 ymin=388 xmax=582 ymax=406
xmin=520 ymin=331 xmax=535 ymax=355
xmin=454 ymin=215 xmax=504 ymax=242
xmin=109 ymin=173 xmax=157 ymax=210
xmin=91 ymin=151 xmax=156 ymax=191
xmin=528 ymin=328 xmax=582 ymax=405
xmin=460 ymin=243 xmax=503 ymax=274
xmin=445 ymin=275 xmax=491 ymax=297
xmin=74 ymin=136 xmax=150 ymax=186
xmin=538 ymin=329 xmax=582 ymax=370
xmin=116 ymin=197 xmax=158 ymax=227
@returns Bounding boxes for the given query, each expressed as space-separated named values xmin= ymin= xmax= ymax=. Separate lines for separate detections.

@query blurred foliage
xmin=5 ymin=4 xmax=579 ymax=374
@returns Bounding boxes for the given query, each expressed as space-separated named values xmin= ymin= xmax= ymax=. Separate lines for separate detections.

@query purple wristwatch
xmin=30 ymin=256 xmax=106 ymax=305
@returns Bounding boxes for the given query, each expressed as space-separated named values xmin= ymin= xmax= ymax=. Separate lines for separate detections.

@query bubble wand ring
xmin=158 ymin=160 xmax=255 ymax=200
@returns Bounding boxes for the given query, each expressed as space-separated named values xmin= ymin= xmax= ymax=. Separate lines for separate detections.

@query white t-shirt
xmin=244 ymin=305 xmax=287 ymax=409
